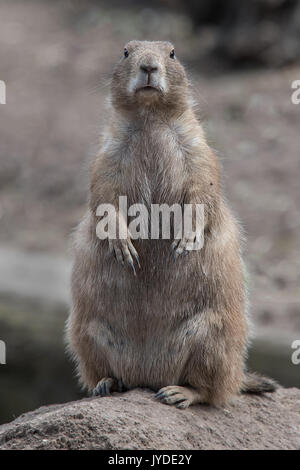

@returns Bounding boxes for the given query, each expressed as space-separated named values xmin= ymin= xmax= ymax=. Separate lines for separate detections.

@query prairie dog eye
xmin=124 ymin=48 xmax=129 ymax=58
xmin=170 ymin=49 xmax=175 ymax=59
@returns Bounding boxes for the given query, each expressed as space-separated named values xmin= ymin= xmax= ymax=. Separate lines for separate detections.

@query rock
xmin=171 ymin=0 xmax=300 ymax=67
xmin=0 ymin=388 xmax=299 ymax=450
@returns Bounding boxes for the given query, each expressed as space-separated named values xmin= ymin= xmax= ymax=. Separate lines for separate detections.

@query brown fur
xmin=66 ymin=40 xmax=277 ymax=409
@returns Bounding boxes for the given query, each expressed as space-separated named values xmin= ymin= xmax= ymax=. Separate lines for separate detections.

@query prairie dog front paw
xmin=109 ymin=236 xmax=140 ymax=275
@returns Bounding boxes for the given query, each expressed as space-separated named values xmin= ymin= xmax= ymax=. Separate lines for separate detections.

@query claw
xmin=117 ymin=379 xmax=125 ymax=392
xmin=128 ymin=241 xmax=141 ymax=270
xmin=128 ymin=259 xmax=136 ymax=276
xmin=132 ymin=252 xmax=141 ymax=269
xmin=170 ymin=240 xmax=179 ymax=252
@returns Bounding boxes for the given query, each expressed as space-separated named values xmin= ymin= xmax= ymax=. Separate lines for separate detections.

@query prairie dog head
xmin=111 ymin=40 xmax=189 ymax=112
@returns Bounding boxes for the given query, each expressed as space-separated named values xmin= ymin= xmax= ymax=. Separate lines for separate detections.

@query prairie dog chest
xmin=120 ymin=123 xmax=186 ymax=204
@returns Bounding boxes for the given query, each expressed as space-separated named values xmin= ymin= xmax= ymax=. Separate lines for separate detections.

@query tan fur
xmin=66 ymin=41 xmax=276 ymax=409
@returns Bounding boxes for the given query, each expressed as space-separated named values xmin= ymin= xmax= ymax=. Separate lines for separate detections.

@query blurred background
xmin=0 ymin=0 xmax=300 ymax=424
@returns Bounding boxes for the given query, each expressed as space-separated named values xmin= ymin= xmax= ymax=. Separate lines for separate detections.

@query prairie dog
xmin=67 ymin=40 xmax=276 ymax=408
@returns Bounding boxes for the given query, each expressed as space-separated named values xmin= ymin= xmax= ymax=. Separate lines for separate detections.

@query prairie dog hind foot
xmin=155 ymin=385 xmax=206 ymax=409
xmin=92 ymin=377 xmax=127 ymax=397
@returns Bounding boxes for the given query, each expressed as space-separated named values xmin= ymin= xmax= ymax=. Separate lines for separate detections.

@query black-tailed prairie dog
xmin=67 ymin=40 xmax=276 ymax=408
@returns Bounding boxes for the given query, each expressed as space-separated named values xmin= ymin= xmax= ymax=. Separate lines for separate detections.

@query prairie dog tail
xmin=241 ymin=372 xmax=278 ymax=394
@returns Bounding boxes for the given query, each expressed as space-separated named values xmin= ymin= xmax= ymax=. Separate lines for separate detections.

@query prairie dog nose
xmin=140 ymin=64 xmax=158 ymax=74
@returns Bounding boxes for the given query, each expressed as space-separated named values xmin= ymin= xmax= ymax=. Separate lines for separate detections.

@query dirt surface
xmin=0 ymin=388 xmax=299 ymax=450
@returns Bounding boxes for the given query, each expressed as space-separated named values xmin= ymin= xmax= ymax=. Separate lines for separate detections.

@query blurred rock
xmin=164 ymin=0 xmax=300 ymax=67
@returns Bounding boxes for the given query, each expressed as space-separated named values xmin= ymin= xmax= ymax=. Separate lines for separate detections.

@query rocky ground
xmin=0 ymin=388 xmax=299 ymax=450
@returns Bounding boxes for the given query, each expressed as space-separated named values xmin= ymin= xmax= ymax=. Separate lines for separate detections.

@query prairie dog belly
xmin=87 ymin=298 xmax=200 ymax=390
